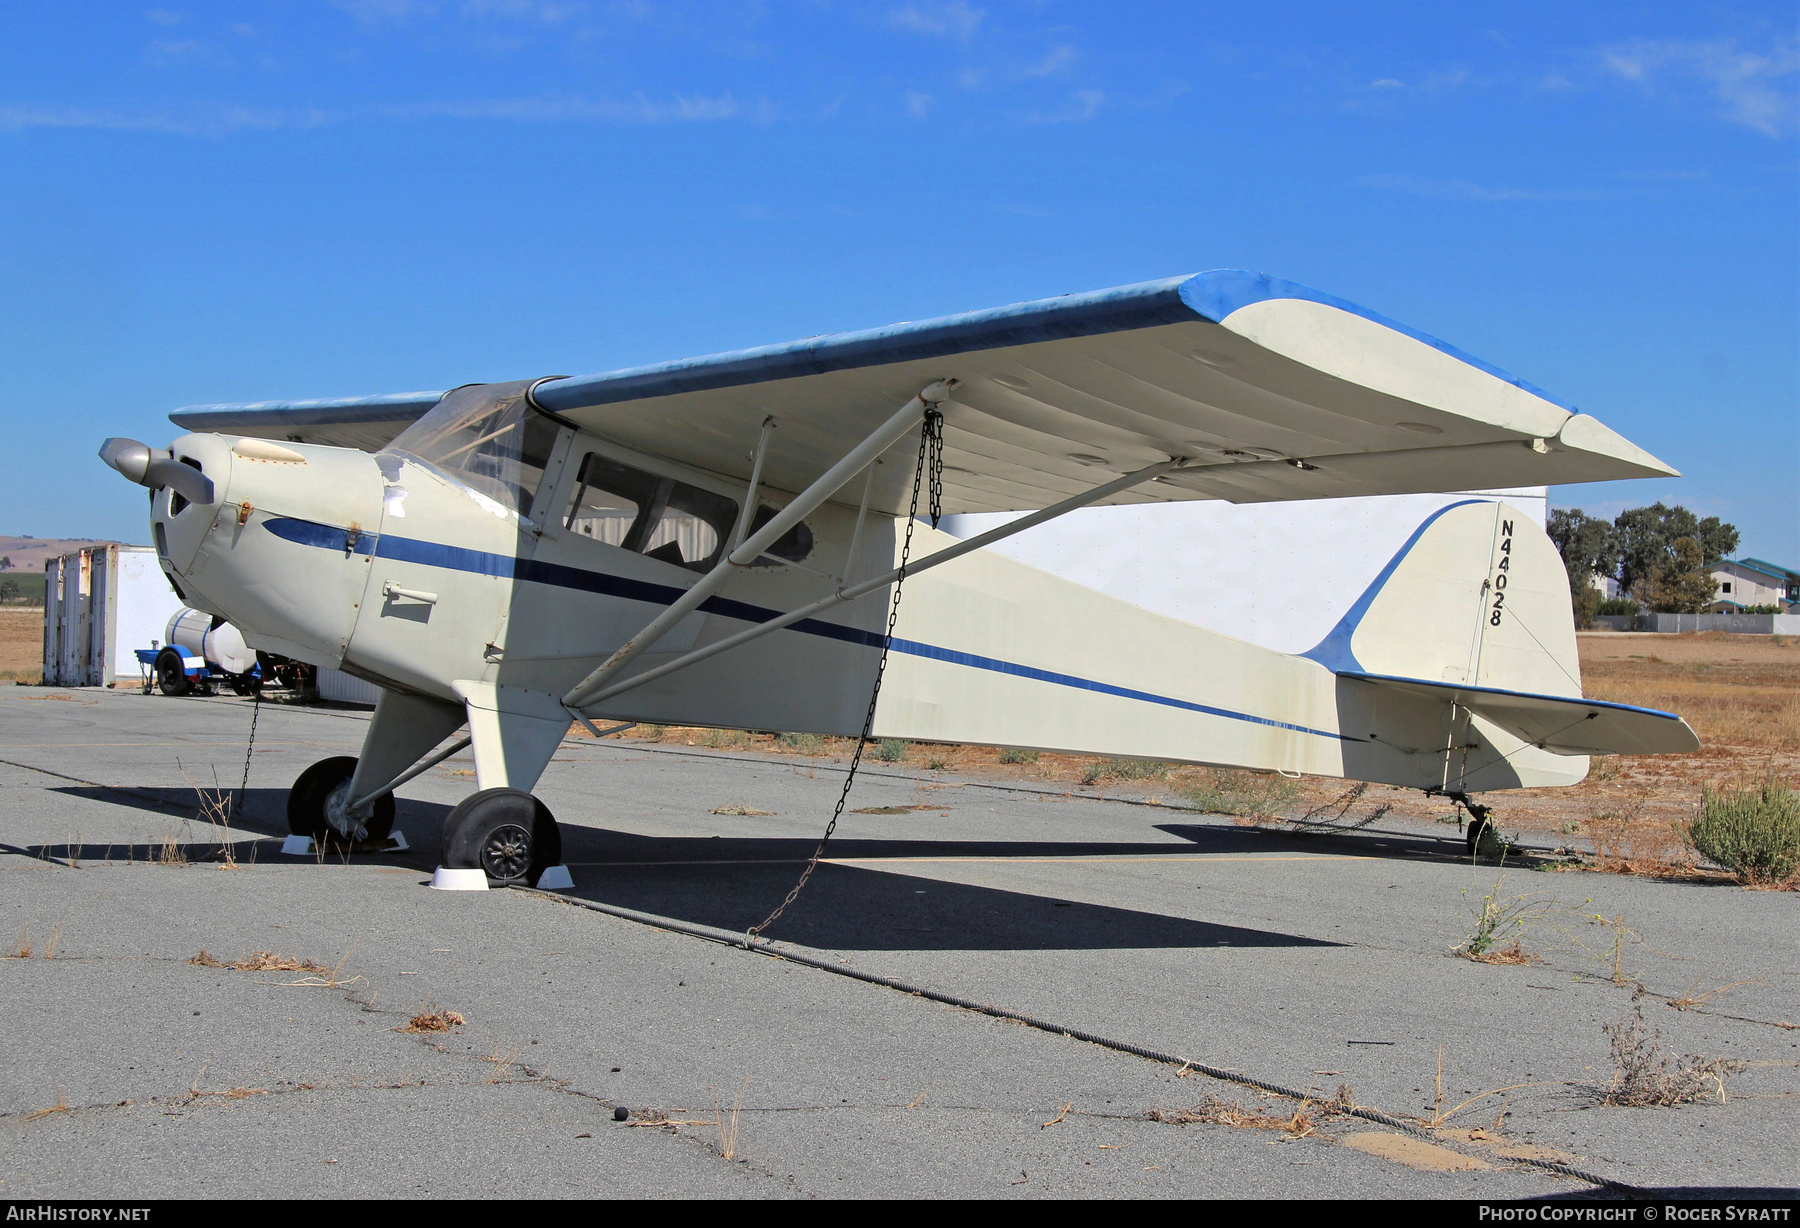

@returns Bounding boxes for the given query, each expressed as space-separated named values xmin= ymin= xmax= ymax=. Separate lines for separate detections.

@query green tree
xmin=0 ymin=556 xmax=12 ymax=571
xmin=1547 ymin=509 xmax=1619 ymax=626
xmin=1636 ymin=537 xmax=1719 ymax=613
xmin=1614 ymin=503 xmax=1738 ymax=593
xmin=0 ymin=579 xmax=18 ymax=602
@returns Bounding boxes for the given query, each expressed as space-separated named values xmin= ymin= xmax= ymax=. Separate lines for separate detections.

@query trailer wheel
xmin=288 ymin=756 xmax=395 ymax=846
xmin=439 ymin=788 xmax=561 ymax=888
xmin=154 ymin=648 xmax=191 ymax=697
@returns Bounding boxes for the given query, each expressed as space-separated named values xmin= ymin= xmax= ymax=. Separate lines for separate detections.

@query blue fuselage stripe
xmin=265 ymin=517 xmax=1351 ymax=742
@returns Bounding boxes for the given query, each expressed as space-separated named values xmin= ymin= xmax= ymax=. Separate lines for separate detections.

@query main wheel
xmin=439 ymin=788 xmax=562 ymax=888
xmin=287 ymin=756 xmax=396 ymax=846
xmin=154 ymin=647 xmax=191 ymax=697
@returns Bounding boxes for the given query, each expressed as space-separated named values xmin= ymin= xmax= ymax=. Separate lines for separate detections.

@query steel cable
xmin=746 ymin=408 xmax=942 ymax=942
xmin=533 ymin=886 xmax=1640 ymax=1195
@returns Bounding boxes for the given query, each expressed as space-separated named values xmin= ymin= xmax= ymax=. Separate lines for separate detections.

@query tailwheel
xmin=288 ymin=756 xmax=396 ymax=846
xmin=1464 ymin=801 xmax=1504 ymax=858
xmin=439 ymin=788 xmax=562 ymax=888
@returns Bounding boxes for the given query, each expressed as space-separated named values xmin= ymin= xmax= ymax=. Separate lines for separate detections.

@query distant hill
xmin=0 ymin=536 xmax=139 ymax=573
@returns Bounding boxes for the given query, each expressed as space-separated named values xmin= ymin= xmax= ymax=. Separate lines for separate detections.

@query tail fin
xmin=1312 ymin=501 xmax=1697 ymax=771
xmin=1304 ymin=499 xmax=1583 ymax=697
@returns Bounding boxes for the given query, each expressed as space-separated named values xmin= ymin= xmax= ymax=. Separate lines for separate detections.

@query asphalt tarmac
xmin=2 ymin=688 xmax=1795 ymax=1199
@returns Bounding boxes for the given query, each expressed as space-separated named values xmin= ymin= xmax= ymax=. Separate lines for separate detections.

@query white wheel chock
xmin=283 ymin=831 xmax=410 ymax=855
xmin=431 ymin=867 xmax=490 ymax=891
xmin=535 ymin=865 xmax=574 ymax=891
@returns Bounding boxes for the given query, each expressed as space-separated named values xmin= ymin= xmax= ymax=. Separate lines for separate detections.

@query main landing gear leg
xmin=434 ymin=681 xmax=574 ymax=890
xmin=288 ymin=688 xmax=464 ymax=847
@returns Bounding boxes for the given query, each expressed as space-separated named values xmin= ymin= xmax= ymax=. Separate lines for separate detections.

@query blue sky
xmin=3 ymin=1 xmax=1795 ymax=560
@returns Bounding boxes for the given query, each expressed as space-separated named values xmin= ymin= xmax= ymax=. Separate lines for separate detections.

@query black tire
xmin=287 ymin=755 xmax=396 ymax=845
xmin=155 ymin=648 xmax=191 ymax=697
xmin=439 ymin=788 xmax=561 ymax=888
xmin=1466 ymin=811 xmax=1501 ymax=857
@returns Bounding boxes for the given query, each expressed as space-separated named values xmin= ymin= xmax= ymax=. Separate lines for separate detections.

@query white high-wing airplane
xmin=101 ymin=270 xmax=1697 ymax=889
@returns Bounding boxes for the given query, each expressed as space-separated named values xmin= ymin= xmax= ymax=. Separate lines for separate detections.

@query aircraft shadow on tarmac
xmin=548 ymin=822 xmax=1345 ymax=952
xmin=34 ymin=784 xmax=1345 ymax=952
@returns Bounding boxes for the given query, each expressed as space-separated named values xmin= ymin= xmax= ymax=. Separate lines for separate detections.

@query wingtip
xmin=1556 ymin=413 xmax=1680 ymax=479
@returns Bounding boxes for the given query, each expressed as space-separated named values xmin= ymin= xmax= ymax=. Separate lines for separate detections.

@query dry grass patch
xmin=189 ymin=949 xmax=330 ymax=974
xmin=401 ymin=1003 xmax=466 ymax=1033
xmin=1146 ymin=1085 xmax=1354 ymax=1139
xmin=1580 ymin=633 xmax=1800 ymax=751
xmin=1600 ymin=1003 xmax=1745 ymax=1106
xmin=1180 ymin=768 xmax=1301 ymax=820
xmin=709 ymin=801 xmax=774 ymax=816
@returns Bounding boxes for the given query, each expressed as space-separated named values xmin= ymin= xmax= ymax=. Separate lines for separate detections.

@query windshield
xmin=384 ymin=381 xmax=562 ymax=516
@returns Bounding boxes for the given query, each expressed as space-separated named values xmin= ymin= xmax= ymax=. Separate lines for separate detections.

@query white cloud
xmin=0 ymin=104 xmax=329 ymax=137
xmin=330 ymin=0 xmax=437 ymax=24
xmin=460 ymin=0 xmax=588 ymax=22
xmin=1601 ymin=36 xmax=1798 ymax=136
xmin=144 ymin=38 xmax=225 ymax=67
xmin=381 ymin=92 xmax=762 ymax=123
xmin=887 ymin=1 xmax=983 ymax=43
xmin=144 ymin=8 xmax=185 ymax=26
xmin=0 ymin=92 xmax=763 ymax=137
xmin=1369 ymin=78 xmax=1403 ymax=89
xmin=1357 ymin=173 xmax=1597 ymax=202
xmin=1019 ymin=45 xmax=1076 ymax=78
xmin=1024 ymin=88 xmax=1102 ymax=124
xmin=904 ymin=90 xmax=934 ymax=119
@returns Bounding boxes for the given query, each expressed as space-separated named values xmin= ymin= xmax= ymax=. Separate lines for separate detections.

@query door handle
xmin=382 ymin=581 xmax=438 ymax=605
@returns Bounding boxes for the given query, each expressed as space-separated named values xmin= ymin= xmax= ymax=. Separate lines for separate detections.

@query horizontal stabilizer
xmin=1340 ymin=672 xmax=1700 ymax=756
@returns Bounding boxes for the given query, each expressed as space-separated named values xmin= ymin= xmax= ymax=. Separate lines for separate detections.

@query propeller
xmin=99 ymin=437 xmax=216 ymax=506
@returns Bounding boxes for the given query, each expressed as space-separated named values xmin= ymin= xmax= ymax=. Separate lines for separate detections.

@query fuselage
xmin=140 ymin=401 xmax=1587 ymax=796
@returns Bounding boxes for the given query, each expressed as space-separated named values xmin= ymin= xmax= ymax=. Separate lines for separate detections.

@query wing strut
xmin=561 ymin=381 xmax=958 ymax=711
xmin=567 ymin=456 xmax=1181 ymax=712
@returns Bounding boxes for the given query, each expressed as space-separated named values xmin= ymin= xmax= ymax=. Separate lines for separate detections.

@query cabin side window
xmin=563 ymin=450 xmax=817 ymax=573
xmin=564 ymin=452 xmax=735 ymax=573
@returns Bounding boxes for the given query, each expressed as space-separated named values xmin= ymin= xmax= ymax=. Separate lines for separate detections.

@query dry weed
xmin=189 ymin=950 xmax=329 ymax=974
xmin=5 ymin=924 xmax=31 ymax=959
xmin=1147 ymin=1085 xmax=1353 ymax=1138
xmin=1415 ymin=1047 xmax=1541 ymax=1129
xmin=178 ymin=762 xmax=243 ymax=869
xmin=1667 ymin=978 xmax=1764 ymax=1012
xmin=1181 ymin=769 xmax=1301 ymax=821
xmin=482 ymin=1043 xmax=529 ymax=1083
xmin=709 ymin=801 xmax=774 ymax=816
xmin=1600 ymin=1004 xmax=1745 ymax=1106
xmin=279 ymin=942 xmax=363 ymax=988
xmin=1290 ymin=782 xmax=1392 ymax=833
xmin=1454 ymin=869 xmax=1561 ymax=961
xmin=20 ymin=1088 xmax=72 ymax=1122
xmin=401 ymin=1003 xmax=466 ymax=1033
xmin=715 ymin=1078 xmax=748 ymax=1160
xmin=1463 ymin=940 xmax=1540 ymax=966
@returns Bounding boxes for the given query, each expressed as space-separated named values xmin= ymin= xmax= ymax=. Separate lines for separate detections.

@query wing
xmin=1343 ymin=672 xmax=1700 ymax=756
xmin=169 ymin=270 xmax=1676 ymax=515
xmin=170 ymin=391 xmax=447 ymax=452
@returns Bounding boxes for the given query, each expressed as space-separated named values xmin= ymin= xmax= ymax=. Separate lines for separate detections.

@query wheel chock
xmin=282 ymin=832 xmax=411 ymax=856
xmin=431 ymin=867 xmax=489 ymax=891
xmin=535 ymin=865 xmax=574 ymax=891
